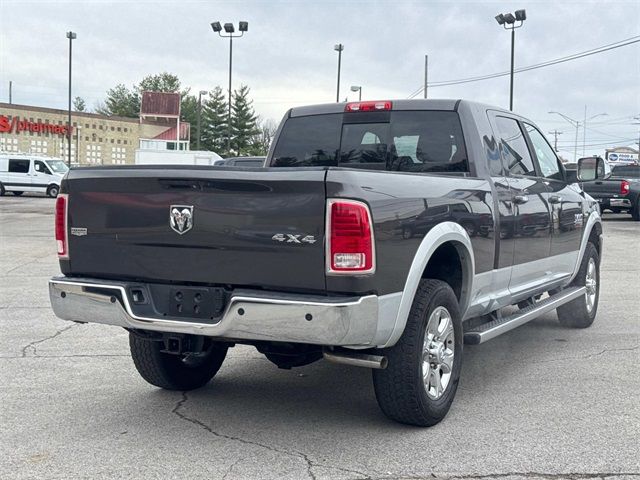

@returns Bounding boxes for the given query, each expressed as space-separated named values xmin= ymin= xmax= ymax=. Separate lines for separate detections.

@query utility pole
xmin=548 ymin=130 xmax=563 ymax=152
xmin=424 ymin=55 xmax=428 ymax=99
xmin=8 ymin=81 xmax=12 ymax=104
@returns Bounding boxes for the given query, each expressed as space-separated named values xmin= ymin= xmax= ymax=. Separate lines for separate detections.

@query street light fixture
xmin=211 ymin=20 xmax=248 ymax=155
xmin=66 ymin=31 xmax=77 ymax=167
xmin=197 ymin=90 xmax=208 ymax=151
xmin=495 ymin=9 xmax=526 ymax=111
xmin=350 ymin=85 xmax=362 ymax=101
xmin=334 ymin=44 xmax=344 ymax=103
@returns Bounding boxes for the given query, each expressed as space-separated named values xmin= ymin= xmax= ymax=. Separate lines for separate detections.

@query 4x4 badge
xmin=170 ymin=205 xmax=194 ymax=235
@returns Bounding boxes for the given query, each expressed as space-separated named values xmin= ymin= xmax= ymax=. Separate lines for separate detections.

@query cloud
xmin=1 ymin=0 xmax=638 ymax=159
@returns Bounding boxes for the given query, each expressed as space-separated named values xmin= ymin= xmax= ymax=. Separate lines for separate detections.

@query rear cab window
xmin=270 ymin=110 xmax=468 ymax=174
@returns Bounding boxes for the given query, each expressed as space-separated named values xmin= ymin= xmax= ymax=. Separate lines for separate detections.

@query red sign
xmin=0 ymin=115 xmax=74 ymax=136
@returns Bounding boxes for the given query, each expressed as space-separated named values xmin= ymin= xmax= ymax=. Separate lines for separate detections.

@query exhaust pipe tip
xmin=323 ymin=349 xmax=388 ymax=369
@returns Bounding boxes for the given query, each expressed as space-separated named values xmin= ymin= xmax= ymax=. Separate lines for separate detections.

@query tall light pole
xmin=495 ymin=10 xmax=526 ymax=111
xmin=549 ymin=111 xmax=580 ymax=162
xmin=66 ymin=31 xmax=77 ymax=167
xmin=350 ymin=85 xmax=362 ymax=101
xmin=211 ymin=21 xmax=248 ymax=156
xmin=582 ymin=107 xmax=607 ymax=157
xmin=334 ymin=44 xmax=344 ymax=103
xmin=197 ymin=90 xmax=207 ymax=151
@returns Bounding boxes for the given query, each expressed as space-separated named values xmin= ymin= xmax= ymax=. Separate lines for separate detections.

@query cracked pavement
xmin=1 ymin=196 xmax=638 ymax=480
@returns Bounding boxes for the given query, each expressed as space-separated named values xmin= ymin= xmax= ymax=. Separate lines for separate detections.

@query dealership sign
xmin=607 ymin=152 xmax=639 ymax=163
xmin=0 ymin=115 xmax=73 ymax=136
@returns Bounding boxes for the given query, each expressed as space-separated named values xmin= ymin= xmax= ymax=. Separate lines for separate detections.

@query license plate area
xmin=127 ymin=284 xmax=228 ymax=322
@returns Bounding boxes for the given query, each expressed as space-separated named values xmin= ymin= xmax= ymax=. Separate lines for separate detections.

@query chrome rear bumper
xmin=48 ymin=277 xmax=381 ymax=347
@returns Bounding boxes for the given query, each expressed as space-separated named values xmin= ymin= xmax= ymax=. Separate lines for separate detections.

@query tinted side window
xmin=494 ymin=117 xmax=536 ymax=176
xmin=271 ymin=114 xmax=341 ymax=167
xmin=524 ymin=124 xmax=562 ymax=180
xmin=8 ymin=159 xmax=30 ymax=173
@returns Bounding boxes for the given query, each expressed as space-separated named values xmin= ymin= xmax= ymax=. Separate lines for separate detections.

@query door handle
xmin=548 ymin=195 xmax=562 ymax=204
xmin=513 ymin=194 xmax=529 ymax=205
xmin=595 ymin=181 xmax=603 ymax=185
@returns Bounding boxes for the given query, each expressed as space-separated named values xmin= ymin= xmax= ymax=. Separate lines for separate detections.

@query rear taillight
xmin=55 ymin=194 xmax=68 ymax=258
xmin=621 ymin=180 xmax=630 ymax=195
xmin=344 ymin=101 xmax=392 ymax=112
xmin=326 ymin=200 xmax=375 ymax=274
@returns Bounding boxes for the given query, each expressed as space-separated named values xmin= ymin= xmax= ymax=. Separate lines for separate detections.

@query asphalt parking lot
xmin=1 ymin=194 xmax=638 ymax=480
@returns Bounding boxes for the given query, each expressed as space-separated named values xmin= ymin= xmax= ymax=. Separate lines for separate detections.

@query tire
xmin=632 ymin=199 xmax=640 ymax=221
xmin=12 ymin=191 xmax=24 ymax=196
xmin=46 ymin=185 xmax=59 ymax=198
xmin=373 ymin=279 xmax=463 ymax=427
xmin=0 ymin=183 xmax=4 ymax=196
xmin=556 ymin=242 xmax=600 ymax=328
xmin=129 ymin=333 xmax=228 ymax=390
xmin=610 ymin=208 xmax=621 ymax=214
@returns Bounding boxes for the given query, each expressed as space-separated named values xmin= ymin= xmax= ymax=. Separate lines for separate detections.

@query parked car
xmin=49 ymin=99 xmax=604 ymax=426
xmin=214 ymin=156 xmax=266 ymax=167
xmin=0 ymin=154 xmax=68 ymax=197
xmin=580 ymin=158 xmax=640 ymax=220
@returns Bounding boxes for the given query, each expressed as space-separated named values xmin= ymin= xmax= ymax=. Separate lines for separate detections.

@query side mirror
xmin=577 ymin=157 xmax=605 ymax=182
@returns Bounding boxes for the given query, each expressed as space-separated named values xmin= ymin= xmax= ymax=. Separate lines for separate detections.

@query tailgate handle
xmin=159 ymin=179 xmax=201 ymax=190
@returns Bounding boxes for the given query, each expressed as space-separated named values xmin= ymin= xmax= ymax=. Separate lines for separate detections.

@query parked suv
xmin=0 ymin=154 xmax=68 ymax=197
xmin=49 ymin=100 xmax=603 ymax=426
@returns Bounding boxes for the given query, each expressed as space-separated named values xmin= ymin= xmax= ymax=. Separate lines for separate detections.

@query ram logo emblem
xmin=170 ymin=205 xmax=194 ymax=235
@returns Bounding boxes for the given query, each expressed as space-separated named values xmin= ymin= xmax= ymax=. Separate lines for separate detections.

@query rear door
xmin=65 ymin=168 xmax=328 ymax=292
xmin=490 ymin=114 xmax=552 ymax=293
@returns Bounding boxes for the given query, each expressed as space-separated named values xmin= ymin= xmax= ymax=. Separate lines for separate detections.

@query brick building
xmin=0 ymin=97 xmax=190 ymax=166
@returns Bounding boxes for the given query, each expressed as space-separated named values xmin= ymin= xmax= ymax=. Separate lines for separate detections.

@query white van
xmin=0 ymin=154 xmax=68 ymax=198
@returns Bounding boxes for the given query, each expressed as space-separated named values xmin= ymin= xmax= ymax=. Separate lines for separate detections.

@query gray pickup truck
xmin=580 ymin=160 xmax=640 ymax=220
xmin=49 ymin=99 xmax=604 ymax=426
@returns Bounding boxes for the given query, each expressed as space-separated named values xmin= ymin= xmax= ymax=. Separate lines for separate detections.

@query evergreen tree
xmin=180 ymin=94 xmax=199 ymax=150
xmin=73 ymin=96 xmax=87 ymax=112
xmin=201 ymin=86 xmax=228 ymax=154
xmin=230 ymin=85 xmax=260 ymax=156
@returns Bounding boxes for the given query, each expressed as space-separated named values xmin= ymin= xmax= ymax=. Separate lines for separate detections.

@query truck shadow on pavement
xmin=115 ymin=313 xmax=573 ymax=434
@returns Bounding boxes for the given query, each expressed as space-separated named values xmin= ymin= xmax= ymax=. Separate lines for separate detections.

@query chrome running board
xmin=464 ymin=286 xmax=586 ymax=345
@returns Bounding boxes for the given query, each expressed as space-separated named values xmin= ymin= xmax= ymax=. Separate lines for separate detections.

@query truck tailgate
xmin=64 ymin=167 xmax=327 ymax=292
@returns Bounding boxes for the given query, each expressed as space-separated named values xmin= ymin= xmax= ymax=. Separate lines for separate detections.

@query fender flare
xmin=568 ymin=210 xmax=602 ymax=283
xmin=380 ymin=222 xmax=475 ymax=348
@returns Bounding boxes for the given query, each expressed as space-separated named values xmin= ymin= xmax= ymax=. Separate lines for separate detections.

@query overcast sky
xmin=1 ymin=0 xmax=639 ymax=160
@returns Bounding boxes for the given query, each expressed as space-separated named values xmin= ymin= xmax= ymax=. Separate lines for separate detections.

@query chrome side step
xmin=464 ymin=286 xmax=586 ymax=345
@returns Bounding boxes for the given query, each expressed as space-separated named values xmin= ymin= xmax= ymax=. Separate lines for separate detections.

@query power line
xmin=408 ymin=35 xmax=640 ymax=98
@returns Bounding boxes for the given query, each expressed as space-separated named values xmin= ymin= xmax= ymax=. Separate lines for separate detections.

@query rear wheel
xmin=556 ymin=242 xmax=599 ymax=328
xmin=46 ymin=185 xmax=59 ymax=198
xmin=129 ymin=333 xmax=228 ymax=390
xmin=12 ymin=191 xmax=23 ymax=196
xmin=0 ymin=183 xmax=4 ymax=196
xmin=373 ymin=279 xmax=463 ymax=427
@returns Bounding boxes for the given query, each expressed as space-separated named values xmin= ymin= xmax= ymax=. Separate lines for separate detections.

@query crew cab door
xmin=490 ymin=114 xmax=552 ymax=295
xmin=522 ymin=123 xmax=583 ymax=273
